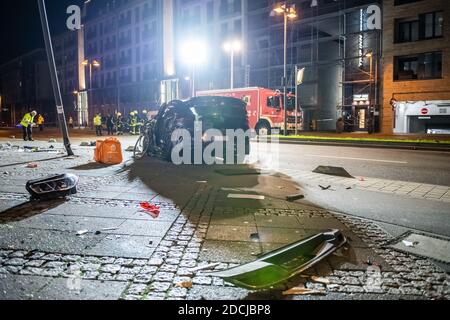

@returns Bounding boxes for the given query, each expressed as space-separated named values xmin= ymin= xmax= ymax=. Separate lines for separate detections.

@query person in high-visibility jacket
xmin=116 ymin=114 xmax=125 ymax=136
xmin=37 ymin=114 xmax=45 ymax=132
xmin=94 ymin=114 xmax=103 ymax=136
xmin=129 ymin=112 xmax=138 ymax=135
xmin=20 ymin=111 xmax=37 ymax=141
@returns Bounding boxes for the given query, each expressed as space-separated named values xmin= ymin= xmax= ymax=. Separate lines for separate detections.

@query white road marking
xmin=228 ymin=194 xmax=265 ymax=200
xmin=306 ymin=154 xmax=408 ymax=164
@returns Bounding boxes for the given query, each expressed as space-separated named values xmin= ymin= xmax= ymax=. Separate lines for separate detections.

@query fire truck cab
xmin=197 ymin=87 xmax=302 ymax=135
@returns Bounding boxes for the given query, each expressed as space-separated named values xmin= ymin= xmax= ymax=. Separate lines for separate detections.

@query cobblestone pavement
xmin=280 ymin=168 xmax=450 ymax=203
xmin=0 ymin=140 xmax=449 ymax=300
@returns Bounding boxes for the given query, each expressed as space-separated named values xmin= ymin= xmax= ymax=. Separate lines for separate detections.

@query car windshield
xmin=186 ymin=97 xmax=249 ymax=130
xmin=189 ymin=97 xmax=246 ymax=113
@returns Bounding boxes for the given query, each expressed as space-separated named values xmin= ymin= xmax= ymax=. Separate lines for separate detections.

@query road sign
xmin=421 ymin=108 xmax=429 ymax=115
xmin=296 ymin=68 xmax=305 ymax=86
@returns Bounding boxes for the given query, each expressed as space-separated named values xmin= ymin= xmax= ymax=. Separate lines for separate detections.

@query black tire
xmin=256 ymin=121 xmax=271 ymax=136
xmin=164 ymin=133 xmax=189 ymax=163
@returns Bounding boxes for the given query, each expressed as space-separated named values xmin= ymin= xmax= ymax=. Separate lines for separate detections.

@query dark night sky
xmin=0 ymin=0 xmax=84 ymax=64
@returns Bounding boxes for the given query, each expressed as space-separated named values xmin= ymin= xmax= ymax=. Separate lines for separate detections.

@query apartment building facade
xmin=173 ymin=0 xmax=383 ymax=131
xmin=80 ymin=0 xmax=164 ymax=118
xmin=52 ymin=0 xmax=383 ymax=131
xmin=52 ymin=29 xmax=87 ymax=125
xmin=382 ymin=0 xmax=450 ymax=134
xmin=0 ymin=49 xmax=53 ymax=126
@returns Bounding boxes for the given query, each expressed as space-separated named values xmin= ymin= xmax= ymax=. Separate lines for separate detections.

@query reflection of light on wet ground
xmin=248 ymin=140 xmax=280 ymax=173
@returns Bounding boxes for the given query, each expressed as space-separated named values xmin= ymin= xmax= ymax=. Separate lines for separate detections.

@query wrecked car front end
xmin=207 ymin=229 xmax=347 ymax=290
xmin=146 ymin=96 xmax=251 ymax=164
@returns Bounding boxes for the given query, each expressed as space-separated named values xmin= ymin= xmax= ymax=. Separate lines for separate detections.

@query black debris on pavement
xmin=250 ymin=233 xmax=260 ymax=241
xmin=286 ymin=194 xmax=305 ymax=202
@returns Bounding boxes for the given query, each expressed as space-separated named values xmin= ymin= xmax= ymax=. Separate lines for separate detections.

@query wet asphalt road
xmin=2 ymin=128 xmax=449 ymax=186
xmin=267 ymin=143 xmax=450 ymax=237
xmin=272 ymin=143 xmax=450 ymax=187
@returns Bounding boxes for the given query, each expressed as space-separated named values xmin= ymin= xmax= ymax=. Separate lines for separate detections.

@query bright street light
xmin=181 ymin=40 xmax=208 ymax=97
xmin=83 ymin=59 xmax=101 ymax=68
xmin=273 ymin=3 xmax=298 ymax=19
xmin=223 ymin=40 xmax=242 ymax=89
xmin=82 ymin=59 xmax=101 ymax=119
xmin=181 ymin=40 xmax=208 ymax=66
xmin=223 ymin=40 xmax=242 ymax=53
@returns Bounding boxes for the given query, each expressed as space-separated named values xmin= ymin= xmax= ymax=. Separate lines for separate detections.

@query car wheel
xmin=256 ymin=122 xmax=271 ymax=136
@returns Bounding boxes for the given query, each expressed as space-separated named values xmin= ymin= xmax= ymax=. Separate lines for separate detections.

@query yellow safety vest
xmin=94 ymin=116 xmax=102 ymax=126
xmin=20 ymin=113 xmax=35 ymax=128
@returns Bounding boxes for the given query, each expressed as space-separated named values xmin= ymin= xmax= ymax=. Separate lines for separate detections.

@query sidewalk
xmin=0 ymin=140 xmax=448 ymax=300
xmin=278 ymin=132 xmax=450 ymax=142
xmin=274 ymin=132 xmax=450 ymax=151
xmin=280 ymin=168 xmax=450 ymax=203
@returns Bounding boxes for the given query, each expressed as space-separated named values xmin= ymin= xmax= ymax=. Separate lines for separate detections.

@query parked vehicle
xmin=134 ymin=96 xmax=251 ymax=164
xmin=197 ymin=87 xmax=302 ymax=135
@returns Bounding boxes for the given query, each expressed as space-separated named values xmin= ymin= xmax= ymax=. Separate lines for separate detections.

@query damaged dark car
xmin=135 ymin=96 xmax=252 ymax=164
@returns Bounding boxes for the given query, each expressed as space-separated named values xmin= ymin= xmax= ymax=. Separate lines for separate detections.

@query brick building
xmin=382 ymin=0 xmax=450 ymax=134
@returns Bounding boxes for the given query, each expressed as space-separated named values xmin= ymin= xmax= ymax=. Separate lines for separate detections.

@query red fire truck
xmin=196 ymin=87 xmax=302 ymax=135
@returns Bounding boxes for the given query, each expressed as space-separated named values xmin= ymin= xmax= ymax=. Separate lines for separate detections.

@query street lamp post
xmin=82 ymin=59 xmax=100 ymax=122
xmin=73 ymin=90 xmax=82 ymax=129
xmin=273 ymin=3 xmax=297 ymax=136
xmin=37 ymin=0 xmax=74 ymax=156
xmin=223 ymin=40 xmax=242 ymax=89
xmin=366 ymin=52 xmax=373 ymax=82
xmin=366 ymin=51 xmax=374 ymax=133
xmin=192 ymin=64 xmax=196 ymax=98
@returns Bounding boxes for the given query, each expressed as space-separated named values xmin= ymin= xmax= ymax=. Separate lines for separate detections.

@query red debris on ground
xmin=140 ymin=202 xmax=161 ymax=219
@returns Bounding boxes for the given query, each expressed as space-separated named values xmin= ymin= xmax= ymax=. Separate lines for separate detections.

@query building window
xmin=207 ymin=2 xmax=214 ymax=23
xmin=220 ymin=0 xmax=241 ymax=17
xmin=234 ymin=19 xmax=242 ymax=37
xmin=394 ymin=51 xmax=442 ymax=81
xmin=135 ymin=7 xmax=140 ymax=23
xmin=395 ymin=19 xmax=419 ymax=43
xmin=221 ymin=22 xmax=228 ymax=38
xmin=394 ymin=0 xmax=423 ymax=5
xmin=395 ymin=12 xmax=443 ymax=43
xmin=420 ymin=12 xmax=443 ymax=39
xmin=234 ymin=0 xmax=242 ymax=14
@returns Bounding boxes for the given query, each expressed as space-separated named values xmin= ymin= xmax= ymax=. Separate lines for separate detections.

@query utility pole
xmin=37 ymin=0 xmax=74 ymax=156
xmin=82 ymin=59 xmax=100 ymax=122
xmin=192 ymin=64 xmax=196 ymax=98
xmin=223 ymin=40 xmax=242 ymax=90
xmin=273 ymin=3 xmax=297 ymax=136
xmin=230 ymin=49 xmax=235 ymax=89
xmin=295 ymin=65 xmax=298 ymax=136
xmin=283 ymin=12 xmax=288 ymax=136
